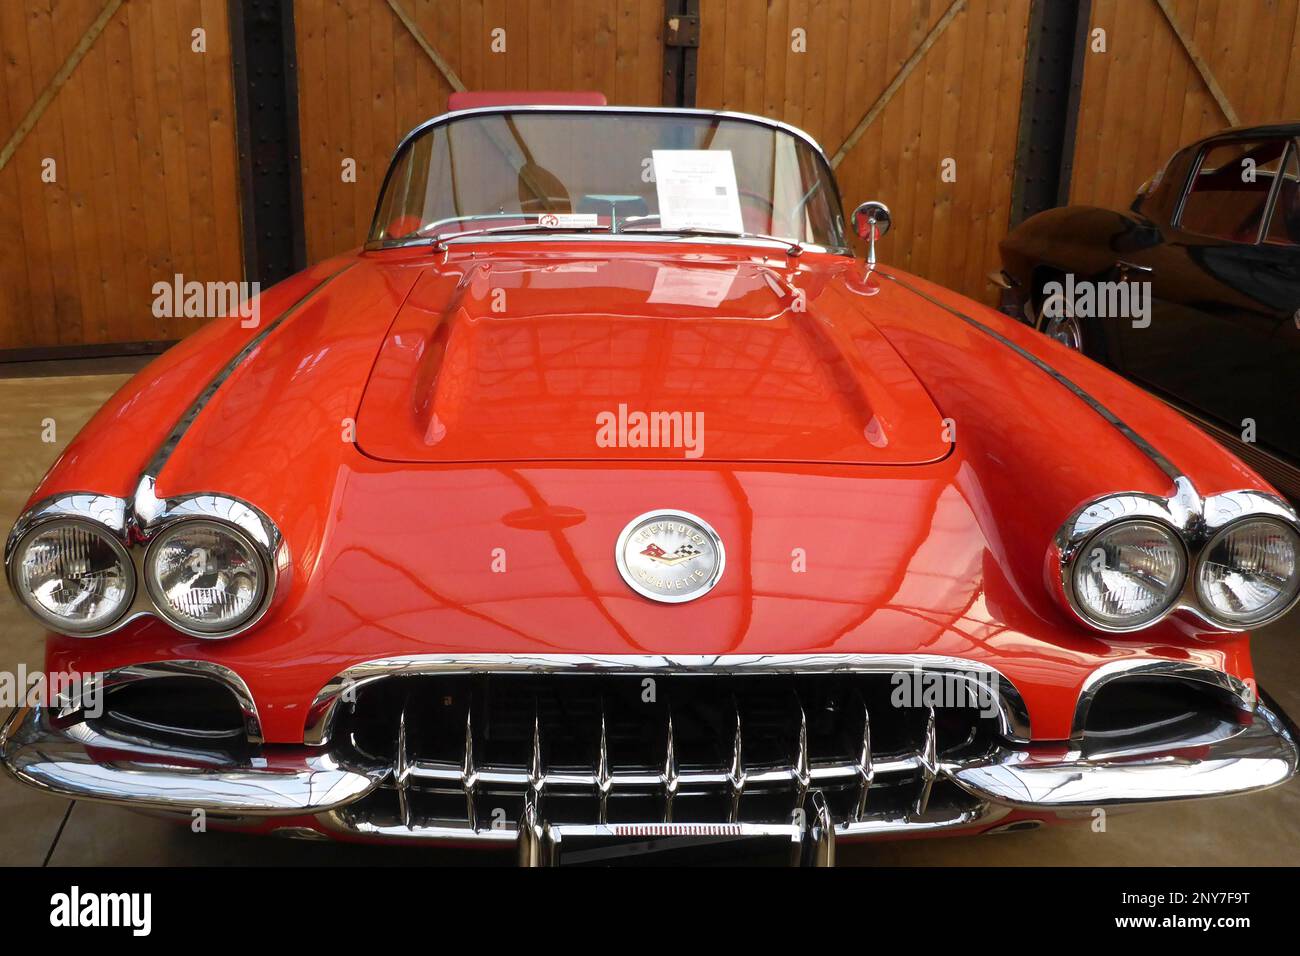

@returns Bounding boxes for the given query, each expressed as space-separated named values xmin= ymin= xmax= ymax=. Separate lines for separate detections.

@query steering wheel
xmin=737 ymin=188 xmax=777 ymax=232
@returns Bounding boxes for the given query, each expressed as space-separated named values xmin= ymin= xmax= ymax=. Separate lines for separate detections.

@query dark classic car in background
xmin=3 ymin=100 xmax=1299 ymax=866
xmin=998 ymin=123 xmax=1300 ymax=502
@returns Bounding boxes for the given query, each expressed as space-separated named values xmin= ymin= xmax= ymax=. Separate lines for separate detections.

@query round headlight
xmin=146 ymin=520 xmax=266 ymax=635
xmin=11 ymin=519 xmax=135 ymax=633
xmin=1196 ymin=518 xmax=1300 ymax=626
xmin=1070 ymin=520 xmax=1186 ymax=629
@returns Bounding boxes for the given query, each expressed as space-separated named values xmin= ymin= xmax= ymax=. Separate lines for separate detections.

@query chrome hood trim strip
xmin=878 ymin=271 xmax=1300 ymax=634
xmin=5 ymin=265 xmax=355 ymax=641
xmin=138 ymin=261 xmax=357 ymax=498
xmin=877 ymin=269 xmax=1183 ymax=483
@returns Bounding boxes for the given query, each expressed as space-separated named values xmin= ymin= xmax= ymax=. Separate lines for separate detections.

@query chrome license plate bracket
xmin=517 ymin=820 xmax=832 ymax=867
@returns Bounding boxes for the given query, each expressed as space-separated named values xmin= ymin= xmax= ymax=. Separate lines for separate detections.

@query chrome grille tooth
xmin=461 ymin=706 xmax=478 ymax=831
xmin=853 ymin=695 xmax=874 ymax=822
xmin=517 ymin=788 xmax=542 ymax=867
xmin=914 ymin=705 xmax=938 ymax=817
xmin=661 ymin=709 xmax=678 ymax=823
xmin=792 ymin=697 xmax=810 ymax=813
xmin=395 ymin=702 xmax=412 ymax=830
xmin=595 ymin=700 xmax=612 ymax=825
xmin=528 ymin=702 xmax=545 ymax=807
xmin=726 ymin=700 xmax=745 ymax=823
xmin=338 ymin=670 xmax=1004 ymax=839
xmin=798 ymin=789 xmax=836 ymax=867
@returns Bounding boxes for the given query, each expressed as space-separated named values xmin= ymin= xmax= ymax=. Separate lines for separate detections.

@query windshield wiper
xmin=619 ymin=224 xmax=802 ymax=256
xmin=429 ymin=221 xmax=612 ymax=250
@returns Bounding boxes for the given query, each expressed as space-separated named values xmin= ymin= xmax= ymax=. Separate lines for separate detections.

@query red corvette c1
xmin=3 ymin=102 xmax=1298 ymax=865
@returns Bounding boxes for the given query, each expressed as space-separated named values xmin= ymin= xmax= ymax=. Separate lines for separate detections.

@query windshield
xmin=368 ymin=109 xmax=847 ymax=251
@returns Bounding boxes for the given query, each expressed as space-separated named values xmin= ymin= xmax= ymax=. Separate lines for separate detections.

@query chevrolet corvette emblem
xmin=616 ymin=510 xmax=725 ymax=603
xmin=640 ymin=542 xmax=702 ymax=565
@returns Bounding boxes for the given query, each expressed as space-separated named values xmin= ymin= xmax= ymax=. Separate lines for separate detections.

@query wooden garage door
xmin=1070 ymin=0 xmax=1300 ymax=211
xmin=294 ymin=0 xmax=667 ymax=264
xmin=696 ymin=0 xmax=1032 ymax=304
xmin=0 ymin=0 xmax=243 ymax=353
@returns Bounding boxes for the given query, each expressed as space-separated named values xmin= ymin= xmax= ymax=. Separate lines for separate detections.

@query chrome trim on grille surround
xmin=335 ymin=675 xmax=994 ymax=840
xmin=3 ymin=658 xmax=1295 ymax=850
xmin=303 ymin=653 xmax=1035 ymax=747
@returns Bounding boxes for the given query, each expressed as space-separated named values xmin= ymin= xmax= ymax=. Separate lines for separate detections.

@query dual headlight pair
xmin=5 ymin=493 xmax=283 ymax=639
xmin=1057 ymin=487 xmax=1300 ymax=632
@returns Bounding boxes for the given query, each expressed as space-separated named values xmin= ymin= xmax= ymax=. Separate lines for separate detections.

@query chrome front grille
xmin=329 ymin=672 xmax=1007 ymax=838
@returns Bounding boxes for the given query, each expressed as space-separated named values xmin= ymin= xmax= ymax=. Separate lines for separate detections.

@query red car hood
xmin=36 ymin=249 xmax=1268 ymax=744
xmin=355 ymin=254 xmax=950 ymax=465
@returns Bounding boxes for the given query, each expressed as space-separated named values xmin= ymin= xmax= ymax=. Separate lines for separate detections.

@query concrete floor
xmin=1 ymin=367 xmax=1298 ymax=866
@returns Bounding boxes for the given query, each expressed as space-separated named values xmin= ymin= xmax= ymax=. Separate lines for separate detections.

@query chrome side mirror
xmin=851 ymin=201 xmax=892 ymax=267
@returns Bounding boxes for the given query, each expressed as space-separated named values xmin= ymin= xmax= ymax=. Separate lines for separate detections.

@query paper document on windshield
xmin=647 ymin=265 xmax=738 ymax=307
xmin=652 ymin=150 xmax=745 ymax=234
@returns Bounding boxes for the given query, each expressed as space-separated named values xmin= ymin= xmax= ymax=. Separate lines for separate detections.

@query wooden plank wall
xmin=696 ymin=0 xmax=1032 ymax=303
xmin=1071 ymin=0 xmax=1300 ymax=211
xmin=14 ymin=1 xmax=1295 ymax=351
xmin=294 ymin=0 xmax=666 ymax=263
xmin=0 ymin=0 xmax=243 ymax=352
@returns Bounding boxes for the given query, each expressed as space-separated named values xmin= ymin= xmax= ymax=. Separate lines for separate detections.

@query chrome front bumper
xmin=0 ymin=704 xmax=383 ymax=816
xmin=3 ymin=695 xmax=1296 ymax=832
xmin=953 ymin=700 xmax=1299 ymax=807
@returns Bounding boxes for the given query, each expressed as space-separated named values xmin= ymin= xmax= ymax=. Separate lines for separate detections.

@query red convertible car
xmin=3 ymin=101 xmax=1298 ymax=866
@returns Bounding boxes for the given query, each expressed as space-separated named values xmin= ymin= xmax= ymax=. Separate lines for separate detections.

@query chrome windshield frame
xmin=364 ymin=105 xmax=852 ymax=255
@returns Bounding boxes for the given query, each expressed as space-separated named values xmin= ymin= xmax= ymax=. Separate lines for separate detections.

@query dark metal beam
xmin=1009 ymin=0 xmax=1092 ymax=225
xmin=662 ymin=0 xmax=699 ymax=107
xmin=228 ymin=0 xmax=306 ymax=286
xmin=0 ymin=340 xmax=176 ymax=366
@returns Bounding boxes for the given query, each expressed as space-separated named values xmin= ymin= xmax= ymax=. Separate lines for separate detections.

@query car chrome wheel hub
xmin=1039 ymin=293 xmax=1082 ymax=350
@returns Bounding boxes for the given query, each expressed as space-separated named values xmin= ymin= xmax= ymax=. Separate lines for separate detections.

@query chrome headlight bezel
xmin=4 ymin=488 xmax=287 ymax=641
xmin=1053 ymin=491 xmax=1190 ymax=633
xmin=144 ymin=518 xmax=272 ymax=638
xmin=6 ymin=506 xmax=137 ymax=636
xmin=1194 ymin=512 xmax=1300 ymax=628
xmin=1052 ymin=481 xmax=1300 ymax=633
xmin=1065 ymin=518 xmax=1188 ymax=631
